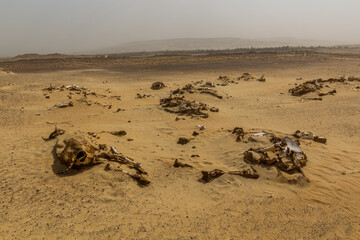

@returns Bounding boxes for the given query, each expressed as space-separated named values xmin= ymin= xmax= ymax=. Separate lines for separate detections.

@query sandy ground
xmin=0 ymin=52 xmax=360 ymax=239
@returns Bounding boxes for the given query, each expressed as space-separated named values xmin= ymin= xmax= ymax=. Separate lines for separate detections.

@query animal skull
xmin=55 ymin=136 xmax=99 ymax=173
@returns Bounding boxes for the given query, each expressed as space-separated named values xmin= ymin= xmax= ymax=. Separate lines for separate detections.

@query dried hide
xmin=228 ymin=166 xmax=259 ymax=179
xmin=55 ymin=136 xmax=99 ymax=174
xmin=288 ymin=76 xmax=353 ymax=97
xmin=243 ymin=136 xmax=309 ymax=181
xmin=151 ymin=81 xmax=166 ymax=90
xmin=42 ymin=126 xmax=65 ymax=141
xmin=172 ymin=84 xmax=223 ymax=99
xmin=173 ymin=159 xmax=193 ymax=168
xmin=289 ymin=79 xmax=321 ymax=96
xmin=293 ymin=130 xmax=327 ymax=144
xmin=52 ymin=135 xmax=149 ymax=186
xmin=201 ymin=169 xmax=225 ymax=182
xmin=160 ymin=95 xmax=210 ymax=118
xmin=54 ymin=101 xmax=74 ymax=108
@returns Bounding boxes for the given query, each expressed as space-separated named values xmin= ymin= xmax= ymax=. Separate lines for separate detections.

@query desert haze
xmin=0 ymin=47 xmax=359 ymax=239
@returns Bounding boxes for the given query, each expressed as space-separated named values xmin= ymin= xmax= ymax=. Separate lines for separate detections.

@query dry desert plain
xmin=0 ymin=49 xmax=360 ymax=239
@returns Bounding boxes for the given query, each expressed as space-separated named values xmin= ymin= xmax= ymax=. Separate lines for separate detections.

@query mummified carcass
xmin=160 ymin=95 xmax=210 ymax=118
xmin=55 ymin=136 xmax=100 ymax=174
xmin=244 ymin=136 xmax=309 ymax=182
xmin=54 ymin=135 xmax=150 ymax=185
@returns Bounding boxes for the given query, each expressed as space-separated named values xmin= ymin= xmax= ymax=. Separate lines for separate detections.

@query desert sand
xmin=0 ymin=50 xmax=359 ymax=239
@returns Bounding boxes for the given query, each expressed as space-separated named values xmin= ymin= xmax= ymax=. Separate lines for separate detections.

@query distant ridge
xmin=94 ymin=37 xmax=340 ymax=54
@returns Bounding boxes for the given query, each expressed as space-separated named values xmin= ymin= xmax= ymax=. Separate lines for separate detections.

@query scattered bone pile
xmin=288 ymin=76 xmax=360 ymax=98
xmin=201 ymin=167 xmax=260 ymax=183
xmin=216 ymin=73 xmax=266 ymax=86
xmin=151 ymin=81 xmax=166 ymax=90
xmin=51 ymin=132 xmax=150 ymax=186
xmin=42 ymin=84 xmax=120 ymax=109
xmin=243 ymin=137 xmax=309 ymax=182
xmin=217 ymin=75 xmax=237 ymax=86
xmin=230 ymin=128 xmax=327 ymax=183
xmin=172 ymin=83 xmax=223 ymax=99
xmin=42 ymin=126 xmax=65 ymax=141
xmin=237 ymin=72 xmax=266 ymax=82
xmin=160 ymin=95 xmax=213 ymax=118
xmin=293 ymin=130 xmax=327 ymax=144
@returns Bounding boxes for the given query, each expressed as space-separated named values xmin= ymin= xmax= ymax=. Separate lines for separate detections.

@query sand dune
xmin=0 ymin=51 xmax=359 ymax=239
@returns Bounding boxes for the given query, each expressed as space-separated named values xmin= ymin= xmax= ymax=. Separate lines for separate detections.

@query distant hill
xmin=94 ymin=38 xmax=340 ymax=54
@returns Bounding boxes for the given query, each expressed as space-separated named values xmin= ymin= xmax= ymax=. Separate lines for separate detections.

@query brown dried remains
xmin=348 ymin=76 xmax=360 ymax=82
xmin=217 ymin=75 xmax=236 ymax=86
xmin=293 ymin=130 xmax=327 ymax=144
xmin=136 ymin=93 xmax=152 ymax=99
xmin=151 ymin=81 xmax=165 ymax=90
xmin=172 ymin=84 xmax=223 ymax=99
xmin=289 ymin=76 xmax=350 ymax=97
xmin=289 ymin=79 xmax=321 ymax=96
xmin=231 ymin=127 xmax=246 ymax=142
xmin=177 ymin=137 xmax=190 ymax=145
xmin=318 ymin=89 xmax=336 ymax=96
xmin=228 ymin=166 xmax=259 ymax=179
xmin=238 ymin=72 xmax=255 ymax=81
xmin=160 ymin=95 xmax=210 ymax=118
xmin=243 ymin=136 xmax=309 ymax=181
xmin=257 ymin=75 xmax=266 ymax=82
xmin=53 ymin=136 xmax=149 ymax=186
xmin=173 ymin=159 xmax=193 ymax=168
xmin=201 ymin=169 xmax=225 ymax=182
xmin=105 ymin=164 xmax=150 ymax=186
xmin=54 ymin=136 xmax=100 ymax=174
xmin=54 ymin=101 xmax=74 ymax=108
xmin=109 ymin=131 xmax=127 ymax=137
xmin=42 ymin=126 xmax=65 ymax=141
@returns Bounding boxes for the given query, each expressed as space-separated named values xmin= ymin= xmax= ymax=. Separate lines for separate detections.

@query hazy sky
xmin=1 ymin=0 xmax=360 ymax=57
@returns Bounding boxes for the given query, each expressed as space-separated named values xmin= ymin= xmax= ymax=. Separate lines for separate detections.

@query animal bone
xmin=293 ymin=130 xmax=327 ymax=144
xmin=173 ymin=159 xmax=193 ymax=168
xmin=109 ymin=131 xmax=127 ymax=136
xmin=54 ymin=101 xmax=74 ymax=108
xmin=151 ymin=81 xmax=165 ymax=90
xmin=109 ymin=146 xmax=146 ymax=174
xmin=318 ymin=89 xmax=336 ymax=96
xmin=105 ymin=164 xmax=150 ymax=186
xmin=160 ymin=95 xmax=210 ymax=118
xmin=55 ymin=136 xmax=99 ymax=174
xmin=228 ymin=166 xmax=259 ymax=179
xmin=201 ymin=169 xmax=225 ymax=182
xmin=42 ymin=126 xmax=65 ymax=141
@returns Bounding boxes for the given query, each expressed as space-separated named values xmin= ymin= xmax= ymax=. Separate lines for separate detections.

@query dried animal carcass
xmin=228 ymin=166 xmax=259 ymax=179
xmin=244 ymin=137 xmax=309 ymax=181
xmin=173 ymin=159 xmax=193 ymax=168
xmin=293 ymin=130 xmax=327 ymax=144
xmin=201 ymin=169 xmax=225 ymax=182
xmin=53 ymin=135 xmax=150 ymax=186
xmin=257 ymin=75 xmax=266 ymax=82
xmin=289 ymin=79 xmax=322 ymax=96
xmin=151 ymin=81 xmax=166 ymax=90
xmin=54 ymin=136 xmax=100 ymax=174
xmin=177 ymin=137 xmax=190 ymax=145
xmin=238 ymin=72 xmax=255 ymax=81
xmin=172 ymin=84 xmax=223 ymax=99
xmin=160 ymin=95 xmax=210 ymax=118
xmin=54 ymin=101 xmax=74 ymax=108
xmin=42 ymin=126 xmax=65 ymax=141
xmin=318 ymin=89 xmax=336 ymax=96
xmin=217 ymin=75 xmax=236 ymax=86
xmin=289 ymin=76 xmax=350 ymax=97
